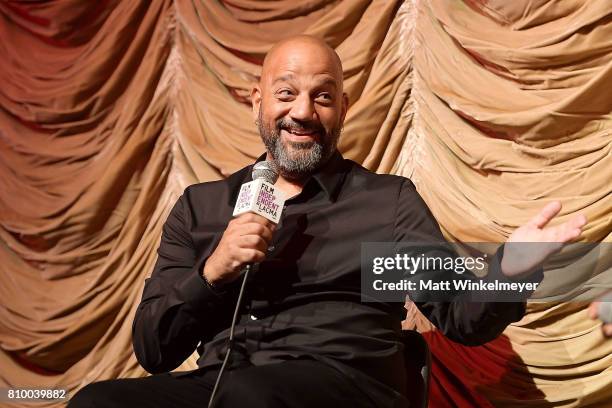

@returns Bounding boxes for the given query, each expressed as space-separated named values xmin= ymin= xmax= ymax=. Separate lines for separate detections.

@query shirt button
xmin=250 ymin=314 xmax=258 ymax=321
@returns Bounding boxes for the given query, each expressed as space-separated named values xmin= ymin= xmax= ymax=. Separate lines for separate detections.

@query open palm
xmin=501 ymin=201 xmax=587 ymax=279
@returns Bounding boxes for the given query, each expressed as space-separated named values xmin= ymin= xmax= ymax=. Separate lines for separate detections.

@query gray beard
xmin=258 ymin=111 xmax=340 ymax=180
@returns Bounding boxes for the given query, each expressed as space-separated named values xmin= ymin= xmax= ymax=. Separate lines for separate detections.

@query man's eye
xmin=316 ymin=93 xmax=332 ymax=102
xmin=277 ymin=89 xmax=293 ymax=97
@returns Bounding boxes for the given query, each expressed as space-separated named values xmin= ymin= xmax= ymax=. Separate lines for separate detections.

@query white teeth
xmin=282 ymin=129 xmax=319 ymax=137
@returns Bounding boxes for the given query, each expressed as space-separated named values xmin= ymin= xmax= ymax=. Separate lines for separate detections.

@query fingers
xmin=527 ymin=201 xmax=562 ymax=229
xmin=232 ymin=213 xmax=275 ymax=228
xmin=564 ymin=225 xmax=583 ymax=242
xmin=239 ymin=234 xmax=270 ymax=253
xmin=225 ymin=216 xmax=275 ymax=257
xmin=588 ymin=301 xmax=600 ymax=319
xmin=569 ymin=214 xmax=587 ymax=229
xmin=553 ymin=224 xmax=581 ymax=243
xmin=563 ymin=214 xmax=587 ymax=240
xmin=236 ymin=222 xmax=274 ymax=245
xmin=547 ymin=214 xmax=587 ymax=243
xmin=203 ymin=213 xmax=277 ymax=285
xmin=227 ymin=213 xmax=275 ymax=244
xmin=588 ymin=301 xmax=612 ymax=337
xmin=234 ymin=247 xmax=266 ymax=264
xmin=216 ymin=241 xmax=267 ymax=278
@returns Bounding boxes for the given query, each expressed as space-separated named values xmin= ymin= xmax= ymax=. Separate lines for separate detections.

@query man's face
xmin=252 ymin=41 xmax=348 ymax=180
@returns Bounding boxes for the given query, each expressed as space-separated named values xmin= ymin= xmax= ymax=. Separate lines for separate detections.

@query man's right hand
xmin=203 ymin=213 xmax=276 ymax=287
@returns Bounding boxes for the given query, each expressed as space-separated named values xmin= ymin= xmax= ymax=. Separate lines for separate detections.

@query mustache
xmin=276 ymin=118 xmax=324 ymax=135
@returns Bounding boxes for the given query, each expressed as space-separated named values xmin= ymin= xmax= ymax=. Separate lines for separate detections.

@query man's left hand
xmin=588 ymin=293 xmax=612 ymax=337
xmin=501 ymin=201 xmax=587 ymax=279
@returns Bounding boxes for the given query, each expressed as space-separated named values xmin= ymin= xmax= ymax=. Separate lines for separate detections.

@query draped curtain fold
xmin=0 ymin=0 xmax=610 ymax=406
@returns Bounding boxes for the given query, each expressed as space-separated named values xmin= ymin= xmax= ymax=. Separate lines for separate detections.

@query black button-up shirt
xmin=132 ymin=151 xmax=527 ymax=406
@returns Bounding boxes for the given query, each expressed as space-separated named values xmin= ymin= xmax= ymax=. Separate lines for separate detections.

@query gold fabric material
xmin=0 ymin=0 xmax=610 ymax=406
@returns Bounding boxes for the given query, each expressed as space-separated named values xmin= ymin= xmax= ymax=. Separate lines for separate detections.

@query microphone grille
xmin=252 ymin=161 xmax=279 ymax=184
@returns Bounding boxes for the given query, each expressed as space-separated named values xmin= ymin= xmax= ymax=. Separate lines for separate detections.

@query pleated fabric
xmin=0 ymin=1 xmax=610 ymax=406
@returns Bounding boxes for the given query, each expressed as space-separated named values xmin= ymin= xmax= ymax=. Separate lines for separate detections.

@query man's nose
xmin=289 ymin=94 xmax=316 ymax=122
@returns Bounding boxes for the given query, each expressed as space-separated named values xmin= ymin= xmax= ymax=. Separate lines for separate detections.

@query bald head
xmin=260 ymin=35 xmax=344 ymax=91
xmin=251 ymin=35 xmax=348 ymax=181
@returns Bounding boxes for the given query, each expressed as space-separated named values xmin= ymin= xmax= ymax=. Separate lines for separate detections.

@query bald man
xmin=69 ymin=35 xmax=585 ymax=408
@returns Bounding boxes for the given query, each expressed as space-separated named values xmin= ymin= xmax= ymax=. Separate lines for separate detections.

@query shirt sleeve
xmin=392 ymin=178 xmax=539 ymax=346
xmin=132 ymin=189 xmax=234 ymax=373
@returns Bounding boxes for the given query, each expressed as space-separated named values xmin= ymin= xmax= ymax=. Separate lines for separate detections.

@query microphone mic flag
xmin=233 ymin=161 xmax=285 ymax=224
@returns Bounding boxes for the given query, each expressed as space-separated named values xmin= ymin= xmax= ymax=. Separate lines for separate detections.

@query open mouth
xmin=281 ymin=128 xmax=320 ymax=141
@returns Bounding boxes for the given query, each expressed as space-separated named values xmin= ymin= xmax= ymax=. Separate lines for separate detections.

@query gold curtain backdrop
xmin=0 ymin=0 xmax=610 ymax=406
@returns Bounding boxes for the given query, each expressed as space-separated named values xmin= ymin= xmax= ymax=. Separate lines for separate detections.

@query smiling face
xmin=252 ymin=36 xmax=348 ymax=180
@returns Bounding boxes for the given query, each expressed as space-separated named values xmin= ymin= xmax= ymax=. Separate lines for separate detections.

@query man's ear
xmin=340 ymin=92 xmax=349 ymax=123
xmin=251 ymin=84 xmax=262 ymax=122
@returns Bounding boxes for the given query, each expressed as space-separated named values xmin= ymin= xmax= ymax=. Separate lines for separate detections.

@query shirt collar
xmin=230 ymin=150 xmax=347 ymax=206
xmin=307 ymin=150 xmax=347 ymax=202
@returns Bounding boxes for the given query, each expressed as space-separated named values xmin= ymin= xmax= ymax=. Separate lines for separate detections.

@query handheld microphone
xmin=208 ymin=160 xmax=284 ymax=408
xmin=233 ymin=161 xmax=285 ymax=223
